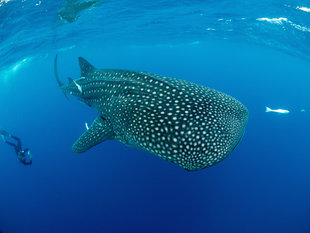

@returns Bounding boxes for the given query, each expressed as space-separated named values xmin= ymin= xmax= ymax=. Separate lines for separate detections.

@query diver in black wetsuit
xmin=0 ymin=130 xmax=32 ymax=165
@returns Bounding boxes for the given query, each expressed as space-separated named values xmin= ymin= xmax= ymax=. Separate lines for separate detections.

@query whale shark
xmin=54 ymin=56 xmax=249 ymax=171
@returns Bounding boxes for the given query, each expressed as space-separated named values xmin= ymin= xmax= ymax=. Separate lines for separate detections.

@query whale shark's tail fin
xmin=54 ymin=55 xmax=69 ymax=100
xmin=78 ymin=57 xmax=95 ymax=77
xmin=54 ymin=55 xmax=62 ymax=86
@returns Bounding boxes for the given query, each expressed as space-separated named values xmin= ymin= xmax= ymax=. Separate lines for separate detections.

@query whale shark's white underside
xmin=55 ymin=56 xmax=248 ymax=171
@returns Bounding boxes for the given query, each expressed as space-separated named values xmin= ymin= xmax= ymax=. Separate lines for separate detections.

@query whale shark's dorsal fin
xmin=78 ymin=57 xmax=95 ymax=77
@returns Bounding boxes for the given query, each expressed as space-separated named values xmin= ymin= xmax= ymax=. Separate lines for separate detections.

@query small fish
xmin=265 ymin=107 xmax=290 ymax=114
xmin=85 ymin=122 xmax=89 ymax=130
xmin=73 ymin=79 xmax=83 ymax=94
xmin=301 ymin=109 xmax=306 ymax=113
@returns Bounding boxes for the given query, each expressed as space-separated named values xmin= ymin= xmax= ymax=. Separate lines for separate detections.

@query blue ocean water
xmin=0 ymin=0 xmax=310 ymax=232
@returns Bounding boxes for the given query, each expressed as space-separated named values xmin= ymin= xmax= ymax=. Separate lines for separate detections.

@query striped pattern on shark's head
xmin=56 ymin=56 xmax=249 ymax=171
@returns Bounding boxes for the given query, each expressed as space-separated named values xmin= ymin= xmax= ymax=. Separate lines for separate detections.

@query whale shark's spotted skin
xmin=56 ymin=57 xmax=248 ymax=171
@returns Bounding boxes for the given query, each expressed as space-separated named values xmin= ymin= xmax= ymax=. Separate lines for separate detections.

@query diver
xmin=0 ymin=130 xmax=32 ymax=165
xmin=58 ymin=0 xmax=102 ymax=23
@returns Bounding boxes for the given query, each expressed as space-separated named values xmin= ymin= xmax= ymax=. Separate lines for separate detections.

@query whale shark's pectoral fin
xmin=72 ymin=116 xmax=115 ymax=154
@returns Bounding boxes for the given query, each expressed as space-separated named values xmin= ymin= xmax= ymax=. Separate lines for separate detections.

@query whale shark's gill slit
xmin=54 ymin=55 xmax=69 ymax=100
